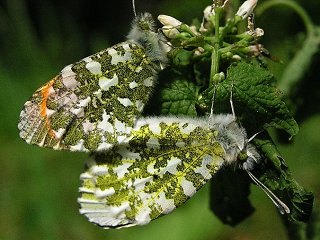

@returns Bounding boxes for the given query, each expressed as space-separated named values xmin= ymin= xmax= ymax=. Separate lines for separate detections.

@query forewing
xmin=18 ymin=42 xmax=158 ymax=152
xmin=78 ymin=117 xmax=226 ymax=228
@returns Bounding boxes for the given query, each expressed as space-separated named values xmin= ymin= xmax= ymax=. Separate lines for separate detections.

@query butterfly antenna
xmin=230 ymin=80 xmax=236 ymax=120
xmin=248 ymin=130 xmax=264 ymax=142
xmin=209 ymin=84 xmax=217 ymax=120
xmin=222 ymin=0 xmax=229 ymax=8
xmin=132 ymin=0 xmax=137 ymax=17
xmin=247 ymin=170 xmax=290 ymax=214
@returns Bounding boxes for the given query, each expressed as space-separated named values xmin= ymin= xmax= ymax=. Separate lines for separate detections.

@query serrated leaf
xmin=252 ymin=134 xmax=314 ymax=222
xmin=257 ymin=163 xmax=314 ymax=223
xmin=198 ymin=62 xmax=299 ymax=137
xmin=210 ymin=167 xmax=254 ymax=226
xmin=161 ymin=79 xmax=200 ymax=116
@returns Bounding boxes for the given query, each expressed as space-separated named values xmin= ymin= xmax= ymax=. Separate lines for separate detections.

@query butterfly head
xmin=134 ymin=12 xmax=156 ymax=32
xmin=209 ymin=114 xmax=260 ymax=171
xmin=127 ymin=13 xmax=168 ymax=66
xmin=237 ymin=143 xmax=260 ymax=171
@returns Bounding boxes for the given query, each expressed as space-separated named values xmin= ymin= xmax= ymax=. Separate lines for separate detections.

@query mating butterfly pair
xmin=18 ymin=13 xmax=289 ymax=228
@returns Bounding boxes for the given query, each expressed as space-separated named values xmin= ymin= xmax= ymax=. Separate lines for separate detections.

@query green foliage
xmin=1 ymin=0 xmax=320 ymax=239
xmin=256 ymin=0 xmax=320 ymax=97
xmin=199 ymin=62 xmax=299 ymax=137
xmin=254 ymin=135 xmax=314 ymax=223
xmin=157 ymin=0 xmax=317 ymax=233
xmin=161 ymin=60 xmax=310 ymax=226
xmin=279 ymin=27 xmax=320 ymax=95
xmin=161 ymin=79 xmax=200 ymax=116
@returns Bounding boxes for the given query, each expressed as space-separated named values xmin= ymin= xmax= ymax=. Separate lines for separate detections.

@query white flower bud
xmin=189 ymin=25 xmax=199 ymax=35
xmin=162 ymin=25 xmax=180 ymax=38
xmin=194 ymin=47 xmax=205 ymax=56
xmin=236 ymin=0 xmax=257 ymax=19
xmin=254 ymin=28 xmax=264 ymax=37
xmin=218 ymin=72 xmax=225 ymax=80
xmin=158 ymin=15 xmax=182 ymax=27
xmin=248 ymin=44 xmax=262 ymax=56
xmin=203 ymin=5 xmax=215 ymax=22
xmin=158 ymin=15 xmax=182 ymax=39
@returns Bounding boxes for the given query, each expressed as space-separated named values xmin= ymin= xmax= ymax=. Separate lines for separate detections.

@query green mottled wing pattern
xmin=18 ymin=42 xmax=160 ymax=152
xmin=78 ymin=117 xmax=226 ymax=228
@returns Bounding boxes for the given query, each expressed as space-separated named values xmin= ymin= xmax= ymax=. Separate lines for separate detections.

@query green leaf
xmin=253 ymin=134 xmax=283 ymax=170
xmin=168 ymin=49 xmax=194 ymax=67
xmin=161 ymin=79 xmax=200 ymax=116
xmin=253 ymin=134 xmax=314 ymax=223
xmin=256 ymin=161 xmax=314 ymax=223
xmin=198 ymin=62 xmax=299 ymax=137
xmin=210 ymin=167 xmax=255 ymax=226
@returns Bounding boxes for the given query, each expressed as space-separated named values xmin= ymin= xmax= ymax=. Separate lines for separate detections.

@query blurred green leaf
xmin=257 ymin=161 xmax=314 ymax=223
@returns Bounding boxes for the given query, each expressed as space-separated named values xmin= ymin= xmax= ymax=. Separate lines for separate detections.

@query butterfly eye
xmin=238 ymin=150 xmax=248 ymax=163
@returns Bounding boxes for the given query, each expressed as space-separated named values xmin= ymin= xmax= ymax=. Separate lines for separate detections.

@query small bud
xmin=248 ymin=44 xmax=263 ymax=56
xmin=254 ymin=28 xmax=264 ymax=37
xmin=232 ymin=55 xmax=242 ymax=61
xmin=236 ymin=0 xmax=258 ymax=19
xmin=158 ymin=15 xmax=183 ymax=39
xmin=162 ymin=25 xmax=180 ymax=38
xmin=203 ymin=5 xmax=215 ymax=22
xmin=213 ymin=72 xmax=225 ymax=82
xmin=194 ymin=47 xmax=205 ymax=56
xmin=189 ymin=25 xmax=199 ymax=35
xmin=158 ymin=15 xmax=182 ymax=27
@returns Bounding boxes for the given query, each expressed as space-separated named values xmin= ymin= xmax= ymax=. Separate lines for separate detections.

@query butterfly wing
xmin=18 ymin=42 xmax=159 ymax=152
xmin=78 ymin=117 xmax=226 ymax=228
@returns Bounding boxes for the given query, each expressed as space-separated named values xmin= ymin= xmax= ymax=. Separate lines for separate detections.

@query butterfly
xmin=18 ymin=9 xmax=290 ymax=230
xmin=78 ymin=113 xmax=289 ymax=228
xmin=18 ymin=13 xmax=167 ymax=152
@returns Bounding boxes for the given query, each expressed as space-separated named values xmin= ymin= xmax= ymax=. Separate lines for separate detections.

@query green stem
xmin=210 ymin=47 xmax=221 ymax=85
xmin=179 ymin=24 xmax=198 ymax=37
xmin=255 ymin=0 xmax=314 ymax=35
xmin=281 ymin=216 xmax=307 ymax=240
xmin=256 ymin=0 xmax=319 ymax=96
xmin=210 ymin=8 xmax=222 ymax=87
xmin=280 ymin=204 xmax=320 ymax=240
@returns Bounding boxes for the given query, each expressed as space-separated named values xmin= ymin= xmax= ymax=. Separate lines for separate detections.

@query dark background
xmin=0 ymin=0 xmax=319 ymax=239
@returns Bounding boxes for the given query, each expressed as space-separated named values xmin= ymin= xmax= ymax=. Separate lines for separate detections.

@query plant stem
xmin=210 ymin=7 xmax=222 ymax=87
xmin=256 ymin=0 xmax=319 ymax=96
xmin=280 ymin=204 xmax=320 ymax=240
